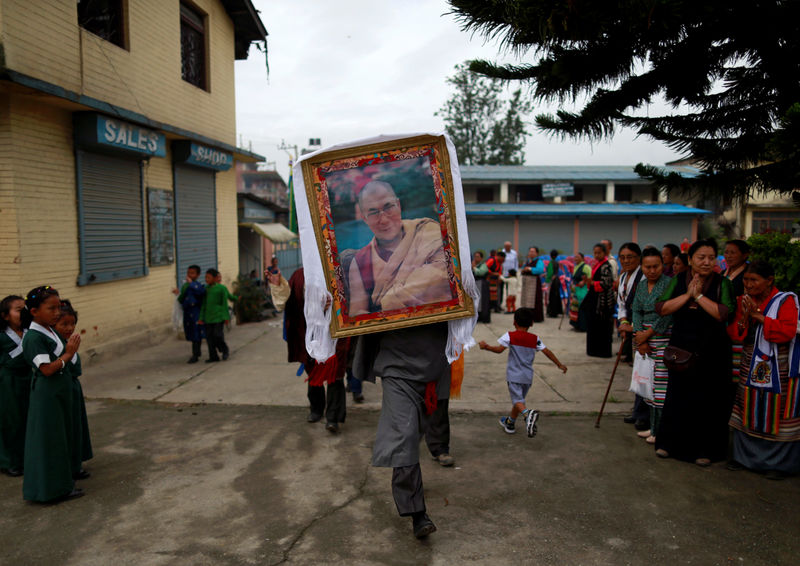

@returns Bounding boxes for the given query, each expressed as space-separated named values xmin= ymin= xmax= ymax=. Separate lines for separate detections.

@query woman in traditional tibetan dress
xmin=520 ymin=246 xmax=545 ymax=322
xmin=569 ymin=253 xmax=591 ymax=332
xmin=727 ymin=260 xmax=800 ymax=478
xmin=631 ymin=248 xmax=672 ymax=443
xmin=723 ymin=239 xmax=750 ymax=400
xmin=654 ymin=240 xmax=735 ymax=466
xmin=583 ymin=243 xmax=615 ymax=358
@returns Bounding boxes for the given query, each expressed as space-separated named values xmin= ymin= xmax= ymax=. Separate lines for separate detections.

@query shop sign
xmin=76 ymin=113 xmax=166 ymax=157
xmin=173 ymin=140 xmax=233 ymax=171
xmin=542 ymin=183 xmax=575 ymax=197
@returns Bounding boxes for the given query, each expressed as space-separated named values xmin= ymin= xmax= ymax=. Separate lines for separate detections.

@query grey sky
xmin=234 ymin=0 xmax=682 ymax=181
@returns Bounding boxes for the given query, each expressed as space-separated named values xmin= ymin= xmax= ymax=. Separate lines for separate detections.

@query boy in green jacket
xmin=199 ymin=268 xmax=237 ymax=362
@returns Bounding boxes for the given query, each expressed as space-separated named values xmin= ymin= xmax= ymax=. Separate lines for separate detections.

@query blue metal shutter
xmin=78 ymin=151 xmax=146 ymax=285
xmin=174 ymin=164 xmax=217 ymax=282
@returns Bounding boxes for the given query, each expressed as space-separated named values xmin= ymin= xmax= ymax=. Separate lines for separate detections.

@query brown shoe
xmin=656 ymin=449 xmax=669 ymax=458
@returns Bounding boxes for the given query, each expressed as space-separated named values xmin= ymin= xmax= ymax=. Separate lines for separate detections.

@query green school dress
xmin=0 ymin=328 xmax=32 ymax=470
xmin=22 ymin=322 xmax=74 ymax=502
xmin=65 ymin=352 xmax=93 ymax=474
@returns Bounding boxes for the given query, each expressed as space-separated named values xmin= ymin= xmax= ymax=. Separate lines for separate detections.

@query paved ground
xmin=1 ymin=313 xmax=798 ymax=565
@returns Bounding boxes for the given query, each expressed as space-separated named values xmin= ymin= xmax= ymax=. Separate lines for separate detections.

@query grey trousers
xmin=425 ymin=399 xmax=450 ymax=458
xmin=392 ymin=463 xmax=425 ymax=516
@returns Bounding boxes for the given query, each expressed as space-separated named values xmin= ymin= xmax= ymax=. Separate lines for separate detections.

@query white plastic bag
xmin=172 ymin=300 xmax=183 ymax=333
xmin=629 ymin=352 xmax=655 ymax=400
xmin=269 ymin=275 xmax=291 ymax=312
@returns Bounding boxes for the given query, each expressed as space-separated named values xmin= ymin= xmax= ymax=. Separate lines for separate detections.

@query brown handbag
xmin=663 ymin=346 xmax=697 ymax=372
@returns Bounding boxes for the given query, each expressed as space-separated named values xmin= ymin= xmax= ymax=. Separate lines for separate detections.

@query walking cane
xmin=595 ymin=338 xmax=626 ymax=428
xmin=558 ymin=285 xmax=571 ymax=330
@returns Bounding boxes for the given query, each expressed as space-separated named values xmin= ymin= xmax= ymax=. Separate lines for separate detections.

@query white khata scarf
xmin=293 ymin=132 xmax=479 ymax=364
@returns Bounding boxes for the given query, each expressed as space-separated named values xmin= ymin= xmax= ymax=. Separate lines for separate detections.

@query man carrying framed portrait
xmin=294 ymin=133 xmax=478 ymax=539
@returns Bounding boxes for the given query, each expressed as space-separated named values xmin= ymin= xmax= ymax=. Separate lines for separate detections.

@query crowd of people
xmin=3 ymin=235 xmax=796 ymax=531
xmin=473 ymin=237 xmax=799 ymax=478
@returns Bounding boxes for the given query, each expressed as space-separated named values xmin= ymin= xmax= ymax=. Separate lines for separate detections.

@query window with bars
xmin=78 ymin=0 xmax=125 ymax=48
xmin=181 ymin=3 xmax=207 ymax=90
xmin=751 ymin=211 xmax=798 ymax=234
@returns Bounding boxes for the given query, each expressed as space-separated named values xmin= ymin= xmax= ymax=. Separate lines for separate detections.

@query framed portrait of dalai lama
xmin=298 ymin=134 xmax=474 ymax=338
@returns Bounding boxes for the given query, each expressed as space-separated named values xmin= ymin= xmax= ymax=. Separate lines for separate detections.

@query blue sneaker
xmin=525 ymin=409 xmax=540 ymax=437
xmin=499 ymin=416 xmax=516 ymax=434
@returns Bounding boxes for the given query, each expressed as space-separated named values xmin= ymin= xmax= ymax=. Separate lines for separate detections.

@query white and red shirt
xmin=498 ymin=330 xmax=546 ymax=385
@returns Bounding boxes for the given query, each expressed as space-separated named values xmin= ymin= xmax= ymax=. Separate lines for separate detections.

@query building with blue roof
xmin=459 ymin=165 xmax=708 ymax=255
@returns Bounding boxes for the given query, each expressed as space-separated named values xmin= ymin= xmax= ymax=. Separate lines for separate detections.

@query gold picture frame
xmin=300 ymin=134 xmax=474 ymax=337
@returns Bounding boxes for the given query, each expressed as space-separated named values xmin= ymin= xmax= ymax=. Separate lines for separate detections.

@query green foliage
xmin=436 ymin=63 xmax=532 ymax=165
xmin=746 ymin=232 xmax=800 ymax=293
xmin=232 ymin=275 xmax=267 ymax=323
xmin=449 ymin=0 xmax=800 ymax=200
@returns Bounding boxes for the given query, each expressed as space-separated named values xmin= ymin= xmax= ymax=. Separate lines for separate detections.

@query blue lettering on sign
xmin=97 ymin=117 xmax=166 ymax=157
xmin=186 ymin=143 xmax=233 ymax=171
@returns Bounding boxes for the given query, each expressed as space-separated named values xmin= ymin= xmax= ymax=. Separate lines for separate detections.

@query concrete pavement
xmin=1 ymin=313 xmax=798 ymax=565
xmin=78 ymin=312 xmax=631 ymax=416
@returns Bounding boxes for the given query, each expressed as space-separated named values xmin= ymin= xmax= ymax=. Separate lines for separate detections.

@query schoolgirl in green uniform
xmin=21 ymin=286 xmax=83 ymax=502
xmin=54 ymin=300 xmax=93 ymax=480
xmin=0 ymin=295 xmax=32 ymax=477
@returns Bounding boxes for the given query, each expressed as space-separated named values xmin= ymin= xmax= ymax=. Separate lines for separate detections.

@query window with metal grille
xmin=78 ymin=0 xmax=125 ymax=48
xmin=751 ymin=211 xmax=797 ymax=234
xmin=181 ymin=3 xmax=207 ymax=90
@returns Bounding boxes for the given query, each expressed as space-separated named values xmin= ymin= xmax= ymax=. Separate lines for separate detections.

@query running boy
xmin=479 ymin=308 xmax=567 ymax=437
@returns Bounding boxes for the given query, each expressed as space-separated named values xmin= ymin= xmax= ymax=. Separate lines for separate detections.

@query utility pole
xmin=278 ymin=140 xmax=299 ymax=232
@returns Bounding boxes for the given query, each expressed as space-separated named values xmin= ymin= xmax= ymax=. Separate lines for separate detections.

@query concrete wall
xmin=578 ymin=218 xmax=636 ymax=255
xmin=465 ymin=219 xmax=514 ymax=256
xmin=636 ymin=217 xmax=694 ymax=248
xmin=518 ymin=219 xmax=574 ymax=255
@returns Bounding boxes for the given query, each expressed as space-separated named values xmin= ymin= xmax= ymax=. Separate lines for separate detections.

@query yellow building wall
xmin=3 ymin=94 xmax=240 ymax=358
xmin=0 ymin=94 xmax=23 ymax=291
xmin=0 ymin=0 xmax=83 ymax=93
xmin=1 ymin=0 xmax=245 ymax=359
xmin=0 ymin=0 xmax=236 ymax=144
xmin=215 ymin=167 xmax=239 ymax=288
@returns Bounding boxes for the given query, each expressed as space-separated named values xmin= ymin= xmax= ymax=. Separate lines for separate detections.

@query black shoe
xmin=726 ymin=460 xmax=745 ymax=472
xmin=325 ymin=422 xmax=339 ymax=433
xmin=1 ymin=467 xmax=23 ymax=477
xmin=634 ymin=419 xmax=650 ymax=431
xmin=205 ymin=358 xmax=220 ymax=363
xmin=187 ymin=356 xmax=199 ymax=364
xmin=57 ymin=488 xmax=84 ymax=502
xmin=623 ymin=414 xmax=636 ymax=424
xmin=412 ymin=512 xmax=436 ymax=539
xmin=73 ymin=468 xmax=91 ymax=480
xmin=765 ymin=470 xmax=789 ymax=481
xmin=222 ymin=352 xmax=229 ymax=361
xmin=353 ymin=393 xmax=365 ymax=404
xmin=307 ymin=412 xmax=322 ymax=423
